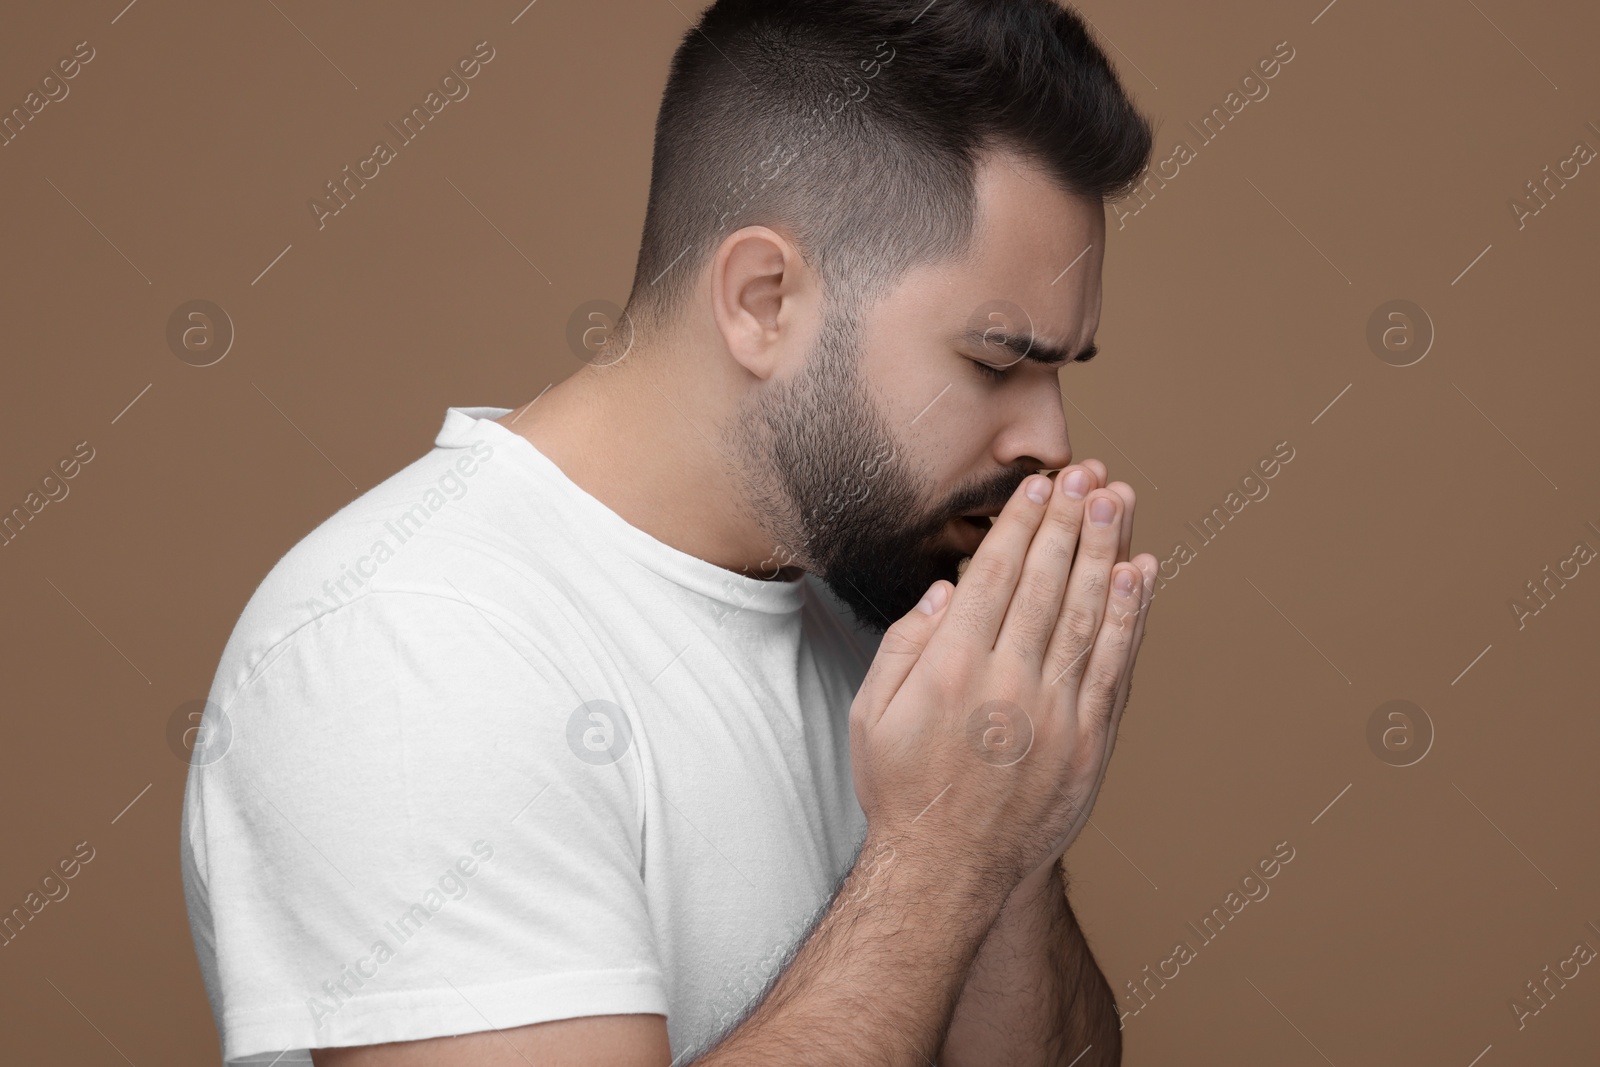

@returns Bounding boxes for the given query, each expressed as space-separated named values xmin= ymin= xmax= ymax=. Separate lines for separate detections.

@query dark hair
xmin=621 ymin=0 xmax=1154 ymax=334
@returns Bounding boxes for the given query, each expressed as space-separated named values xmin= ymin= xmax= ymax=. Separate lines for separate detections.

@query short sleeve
xmin=180 ymin=590 xmax=665 ymax=1064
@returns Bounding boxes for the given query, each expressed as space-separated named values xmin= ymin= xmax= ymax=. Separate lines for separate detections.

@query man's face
xmin=736 ymin=153 xmax=1107 ymax=633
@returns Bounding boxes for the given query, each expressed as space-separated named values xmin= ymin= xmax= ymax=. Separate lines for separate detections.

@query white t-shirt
xmin=180 ymin=406 xmax=883 ymax=1065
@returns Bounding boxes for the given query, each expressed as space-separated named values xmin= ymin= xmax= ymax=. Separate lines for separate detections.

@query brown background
xmin=2 ymin=0 xmax=1597 ymax=1063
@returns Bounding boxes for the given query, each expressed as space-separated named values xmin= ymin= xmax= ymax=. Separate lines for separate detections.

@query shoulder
xmin=213 ymin=438 xmax=568 ymax=695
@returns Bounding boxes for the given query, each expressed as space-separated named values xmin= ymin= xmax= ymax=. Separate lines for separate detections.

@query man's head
xmin=602 ymin=0 xmax=1153 ymax=633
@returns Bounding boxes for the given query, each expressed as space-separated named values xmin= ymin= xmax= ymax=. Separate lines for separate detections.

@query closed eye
xmin=971 ymin=352 xmax=1083 ymax=382
xmin=960 ymin=340 xmax=1088 ymax=382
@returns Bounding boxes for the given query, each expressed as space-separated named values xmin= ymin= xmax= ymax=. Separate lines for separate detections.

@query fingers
xmin=853 ymin=579 xmax=953 ymax=732
xmin=1040 ymin=487 xmax=1124 ymax=692
xmin=1074 ymin=461 xmax=1134 ymax=562
xmin=1074 ymin=556 xmax=1146 ymax=738
xmin=928 ymin=474 xmax=1056 ymax=659
xmin=1106 ymin=480 xmax=1136 ymax=563
xmin=993 ymin=464 xmax=1096 ymax=664
xmin=1106 ymin=553 xmax=1157 ymax=728
xmin=1089 ymin=553 xmax=1157 ymax=785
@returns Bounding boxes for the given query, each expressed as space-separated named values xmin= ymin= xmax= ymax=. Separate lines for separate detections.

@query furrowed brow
xmin=958 ymin=326 xmax=1097 ymax=366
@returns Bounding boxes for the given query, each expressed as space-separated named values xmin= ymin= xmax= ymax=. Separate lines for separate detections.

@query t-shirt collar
xmin=437 ymin=406 xmax=807 ymax=616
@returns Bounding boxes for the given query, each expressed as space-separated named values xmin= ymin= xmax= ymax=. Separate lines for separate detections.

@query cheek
xmin=900 ymin=418 xmax=986 ymax=504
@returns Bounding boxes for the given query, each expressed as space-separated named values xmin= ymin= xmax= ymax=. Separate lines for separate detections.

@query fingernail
xmin=1061 ymin=469 xmax=1090 ymax=499
xmin=916 ymin=582 xmax=948 ymax=615
xmin=1025 ymin=476 xmax=1051 ymax=504
xmin=1113 ymin=568 xmax=1136 ymax=596
xmin=1089 ymin=495 xmax=1115 ymax=526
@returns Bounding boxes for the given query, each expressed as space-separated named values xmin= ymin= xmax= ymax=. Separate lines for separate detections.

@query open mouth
xmin=950 ymin=514 xmax=994 ymax=557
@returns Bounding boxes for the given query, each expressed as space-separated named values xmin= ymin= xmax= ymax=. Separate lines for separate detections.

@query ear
xmin=709 ymin=225 xmax=816 ymax=381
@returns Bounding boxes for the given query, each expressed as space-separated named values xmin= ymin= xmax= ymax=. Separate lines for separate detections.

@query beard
xmin=728 ymin=304 xmax=1029 ymax=635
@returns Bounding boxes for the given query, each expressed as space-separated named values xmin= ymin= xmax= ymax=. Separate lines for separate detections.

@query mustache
xmin=950 ymin=467 xmax=1051 ymax=516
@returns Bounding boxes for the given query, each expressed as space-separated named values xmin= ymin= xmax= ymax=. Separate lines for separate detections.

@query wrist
xmin=1003 ymin=859 xmax=1069 ymax=933
xmin=854 ymin=828 xmax=1013 ymax=932
xmin=1014 ymin=852 xmax=1064 ymax=894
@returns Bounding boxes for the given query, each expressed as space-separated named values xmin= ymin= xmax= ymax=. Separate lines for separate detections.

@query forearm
xmin=939 ymin=859 xmax=1121 ymax=1067
xmin=690 ymin=835 xmax=1009 ymax=1067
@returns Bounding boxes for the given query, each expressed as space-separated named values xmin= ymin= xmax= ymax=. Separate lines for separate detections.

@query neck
xmin=497 ymin=356 xmax=797 ymax=582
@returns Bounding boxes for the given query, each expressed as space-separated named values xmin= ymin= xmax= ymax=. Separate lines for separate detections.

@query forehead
xmin=874 ymin=149 xmax=1106 ymax=352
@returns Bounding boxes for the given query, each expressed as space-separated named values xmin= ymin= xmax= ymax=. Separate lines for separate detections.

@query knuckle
xmin=1051 ymin=654 xmax=1088 ymax=689
xmin=991 ymin=508 xmax=1030 ymax=541
xmin=1082 ymin=668 xmax=1122 ymax=715
xmin=1041 ymin=501 xmax=1084 ymax=541
xmin=877 ymin=621 xmax=923 ymax=658
xmin=949 ymin=599 xmax=998 ymax=648
xmin=1004 ymin=493 xmax=1045 ymax=522
xmin=1006 ymin=584 xmax=1058 ymax=644
xmin=1015 ymin=568 xmax=1058 ymax=611
xmin=1064 ymin=733 xmax=1100 ymax=779
xmin=969 ymin=553 xmax=1014 ymax=589
xmin=857 ymin=662 xmax=891 ymax=704
xmin=1074 ymin=566 xmax=1109 ymax=603
xmin=1058 ymin=604 xmax=1099 ymax=648
xmin=1036 ymin=524 xmax=1075 ymax=566
xmin=1035 ymin=527 xmax=1076 ymax=567
xmin=848 ymin=702 xmax=869 ymax=740
xmin=1082 ymin=514 xmax=1120 ymax=547
xmin=1103 ymin=596 xmax=1140 ymax=631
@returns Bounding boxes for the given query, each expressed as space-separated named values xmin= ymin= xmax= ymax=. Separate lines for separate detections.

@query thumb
xmin=855 ymin=579 xmax=951 ymax=730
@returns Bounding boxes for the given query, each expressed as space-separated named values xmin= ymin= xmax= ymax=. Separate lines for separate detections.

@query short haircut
xmin=622 ymin=0 xmax=1154 ymax=333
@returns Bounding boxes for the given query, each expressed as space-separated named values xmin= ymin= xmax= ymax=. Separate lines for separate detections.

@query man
xmin=179 ymin=0 xmax=1158 ymax=1063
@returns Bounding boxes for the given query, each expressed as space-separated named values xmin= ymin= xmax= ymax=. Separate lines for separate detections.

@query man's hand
xmin=936 ymin=460 xmax=1157 ymax=1067
xmin=850 ymin=458 xmax=1156 ymax=893
xmin=1027 ymin=459 xmax=1154 ymax=882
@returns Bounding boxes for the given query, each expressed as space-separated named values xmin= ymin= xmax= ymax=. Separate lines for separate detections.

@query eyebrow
xmin=956 ymin=326 xmax=1098 ymax=367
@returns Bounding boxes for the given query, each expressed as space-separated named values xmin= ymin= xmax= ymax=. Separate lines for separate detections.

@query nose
xmin=1003 ymin=389 xmax=1072 ymax=474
